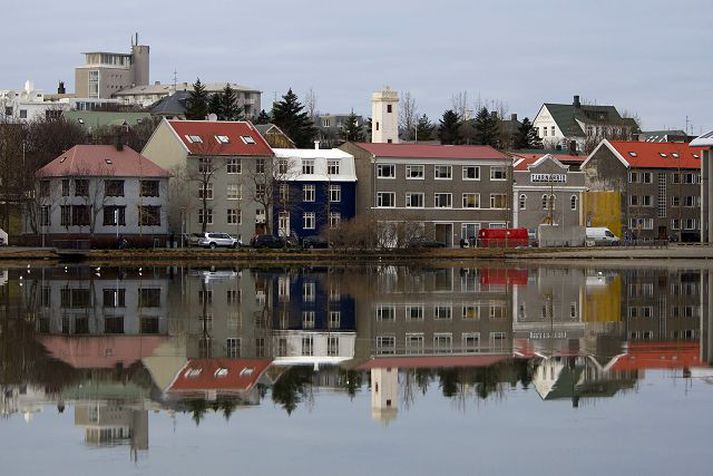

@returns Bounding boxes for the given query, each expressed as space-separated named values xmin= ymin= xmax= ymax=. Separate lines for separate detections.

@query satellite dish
xmin=207 ymin=113 xmax=218 ymax=121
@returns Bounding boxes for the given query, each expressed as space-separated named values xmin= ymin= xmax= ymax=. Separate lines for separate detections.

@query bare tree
xmin=451 ymin=91 xmax=469 ymax=120
xmin=185 ymin=140 xmax=225 ymax=234
xmin=304 ymin=88 xmax=318 ymax=119
xmin=399 ymin=92 xmax=418 ymax=141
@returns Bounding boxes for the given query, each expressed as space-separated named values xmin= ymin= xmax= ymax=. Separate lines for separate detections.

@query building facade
xmin=271 ymin=148 xmax=357 ymax=240
xmin=141 ymin=119 xmax=274 ymax=241
xmin=31 ymin=144 xmax=170 ymax=247
xmin=690 ymin=130 xmax=713 ymax=242
xmin=582 ymin=140 xmax=702 ymax=241
xmin=371 ymin=87 xmax=399 ymax=144
xmin=341 ymin=142 xmax=513 ymax=247
xmin=75 ymin=38 xmax=150 ymax=99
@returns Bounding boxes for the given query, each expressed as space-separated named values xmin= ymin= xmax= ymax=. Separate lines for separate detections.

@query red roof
xmin=168 ymin=359 xmax=271 ymax=393
xmin=512 ymin=153 xmax=585 ymax=170
xmin=167 ymin=120 xmax=273 ymax=157
xmin=611 ymin=342 xmax=707 ymax=371
xmin=38 ymin=335 xmax=167 ymax=368
xmin=37 ymin=145 xmax=170 ymax=178
xmin=357 ymin=354 xmax=510 ymax=370
xmin=607 ymin=141 xmax=703 ymax=169
xmin=480 ymin=268 xmax=529 ymax=286
xmin=354 ymin=142 xmax=508 ymax=160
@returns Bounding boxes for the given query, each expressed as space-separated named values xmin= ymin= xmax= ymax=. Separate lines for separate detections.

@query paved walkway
xmin=513 ymin=244 xmax=713 ymax=260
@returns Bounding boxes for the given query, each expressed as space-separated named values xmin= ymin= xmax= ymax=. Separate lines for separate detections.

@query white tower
xmin=370 ymin=367 xmax=398 ymax=424
xmin=371 ymin=87 xmax=399 ymax=144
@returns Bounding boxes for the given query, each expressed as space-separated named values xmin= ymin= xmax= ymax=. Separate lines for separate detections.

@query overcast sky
xmin=3 ymin=0 xmax=712 ymax=132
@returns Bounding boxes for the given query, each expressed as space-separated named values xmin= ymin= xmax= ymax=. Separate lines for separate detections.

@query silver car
xmin=192 ymin=233 xmax=240 ymax=249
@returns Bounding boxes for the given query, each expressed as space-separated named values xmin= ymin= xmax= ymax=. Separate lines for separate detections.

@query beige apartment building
xmin=75 ymin=37 xmax=149 ymax=99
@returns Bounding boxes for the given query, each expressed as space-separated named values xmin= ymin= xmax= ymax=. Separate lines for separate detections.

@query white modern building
xmin=371 ymin=87 xmax=399 ymax=144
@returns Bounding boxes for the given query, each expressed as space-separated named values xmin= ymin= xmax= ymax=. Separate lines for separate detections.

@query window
xmin=4 ymin=106 xmax=12 ymax=116
xmin=519 ymin=194 xmax=527 ymax=210
xmin=405 ymin=165 xmax=424 ymax=179
xmin=462 ymin=193 xmax=480 ymax=209
xmin=377 ymin=192 xmax=395 ymax=208
xmin=672 ymin=173 xmax=681 ymax=184
xmin=227 ymin=208 xmax=241 ymax=224
xmin=198 ymin=157 xmax=212 ymax=173
xmin=405 ymin=192 xmax=424 ymax=208
xmin=629 ymin=217 xmax=654 ymax=230
xmin=198 ymin=182 xmax=213 ymax=200
xmin=329 ymin=184 xmax=341 ymax=202
xmin=227 ymin=184 xmax=242 ymax=200
xmin=19 ymin=109 xmax=27 ymax=119
xmin=227 ymin=158 xmax=241 ymax=174
xmin=434 ymin=305 xmax=452 ymax=320
xmin=255 ymin=208 xmax=266 ymax=224
xmin=38 ymin=180 xmax=50 ymax=197
xmin=198 ymin=208 xmax=213 ymax=225
xmin=328 ymin=336 xmax=339 ymax=356
xmin=489 ymin=303 xmax=506 ymax=319
xmin=303 ymin=184 xmax=315 ymax=202
xmin=462 ymin=304 xmax=480 ymax=319
xmin=138 ymin=288 xmax=161 ymax=308
xmin=103 ymin=288 xmax=126 ymax=309
xmin=570 ymin=195 xmax=577 ymax=211
xmin=684 ymin=173 xmax=696 ymax=184
xmin=279 ymin=184 xmax=289 ymax=202
xmin=405 ymin=305 xmax=424 ymax=320
xmin=139 ymin=206 xmax=161 ymax=226
xmin=302 ymin=311 xmax=315 ymax=328
xmin=61 ymin=179 xmax=70 ymax=197
xmin=255 ymin=184 xmax=265 ymax=201
xmin=684 ymin=218 xmax=697 ymax=230
xmin=490 ymin=166 xmax=507 ymax=180
xmin=329 ymin=311 xmax=341 ymax=328
xmin=140 ymin=180 xmax=159 ymax=197
xmin=405 ymin=333 xmax=424 ymax=354
xmin=684 ymin=196 xmax=696 ymax=207
xmin=302 ymin=159 xmax=315 ymax=174
xmin=641 ymin=172 xmax=653 ymax=183
xmin=387 ymin=104 xmax=393 ymax=113
xmin=434 ymin=193 xmax=452 ymax=208
xmin=376 ymin=305 xmax=396 ymax=321
xmin=103 ymin=206 xmax=126 ymax=226
xmin=542 ymin=194 xmax=556 ymax=210
xmin=463 ymin=166 xmax=480 ymax=180
xmin=434 ymin=165 xmax=452 ymax=179
xmin=71 ymin=205 xmax=90 ymax=226
xmin=463 ymin=333 xmax=480 ymax=352
xmin=40 ymin=206 xmax=51 ymax=226
xmin=226 ymin=338 xmax=241 ymax=358
xmin=629 ymin=171 xmax=638 ymax=183
xmin=376 ymin=335 xmax=395 ymax=354
xmin=327 ymin=160 xmax=340 ymax=175
xmin=215 ymin=135 xmax=230 ymax=144
xmin=241 ymin=135 xmax=255 ymax=144
xmin=255 ymin=158 xmax=265 ymax=174
xmin=277 ymin=159 xmax=289 ymax=175
xmin=671 ymin=196 xmax=681 ymax=207
xmin=376 ymin=164 xmax=395 ymax=178
xmin=186 ymin=134 xmax=203 ymax=144
xmin=671 ymin=218 xmax=681 ymax=230
xmin=490 ymin=193 xmax=507 ymax=209
xmin=74 ymin=179 xmax=89 ymax=197
xmin=302 ymin=336 xmax=314 ymax=356
xmin=303 ymin=212 xmax=315 ymax=229
xmin=105 ymin=180 xmax=124 ymax=197
xmin=433 ymin=333 xmax=452 ymax=353
xmin=329 ymin=212 xmax=341 ymax=228
xmin=60 ymin=205 xmax=70 ymax=226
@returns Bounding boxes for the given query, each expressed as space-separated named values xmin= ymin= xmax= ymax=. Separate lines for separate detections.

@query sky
xmin=3 ymin=0 xmax=712 ymax=132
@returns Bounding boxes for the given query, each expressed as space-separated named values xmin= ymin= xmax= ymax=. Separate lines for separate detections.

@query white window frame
xmin=490 ymin=166 xmax=508 ymax=181
xmin=227 ymin=158 xmax=241 ymax=174
xmin=303 ymin=184 xmax=315 ymax=202
xmin=303 ymin=212 xmax=316 ymax=229
xmin=434 ymin=193 xmax=453 ymax=208
xmin=302 ymin=159 xmax=315 ymax=175
xmin=376 ymin=164 xmax=396 ymax=179
xmin=376 ymin=192 xmax=396 ymax=208
xmin=462 ymin=193 xmax=480 ymax=209
xmin=462 ymin=166 xmax=480 ymax=181
xmin=434 ymin=165 xmax=453 ymax=180
xmin=405 ymin=192 xmax=425 ymax=208
xmin=405 ymin=165 xmax=424 ymax=180
xmin=329 ymin=184 xmax=341 ymax=202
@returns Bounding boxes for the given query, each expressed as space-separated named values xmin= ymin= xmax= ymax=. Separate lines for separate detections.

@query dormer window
xmin=105 ymin=159 xmax=112 ymax=165
xmin=215 ymin=135 xmax=230 ymax=144
xmin=241 ymin=135 xmax=256 ymax=144
xmin=186 ymin=135 xmax=203 ymax=144
xmin=671 ymin=153 xmax=679 ymax=158
xmin=239 ymin=368 xmax=254 ymax=377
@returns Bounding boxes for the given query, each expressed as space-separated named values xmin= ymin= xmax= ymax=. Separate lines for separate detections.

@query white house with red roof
xmin=30 ymin=144 xmax=170 ymax=247
xmin=340 ymin=142 xmax=513 ymax=247
xmin=582 ymin=139 xmax=703 ymax=241
xmin=142 ymin=119 xmax=274 ymax=240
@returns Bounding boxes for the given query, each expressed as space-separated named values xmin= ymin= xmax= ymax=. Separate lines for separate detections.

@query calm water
xmin=1 ymin=263 xmax=712 ymax=475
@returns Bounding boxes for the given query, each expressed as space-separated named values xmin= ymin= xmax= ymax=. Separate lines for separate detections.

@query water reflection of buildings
xmin=2 ymin=263 xmax=713 ymax=433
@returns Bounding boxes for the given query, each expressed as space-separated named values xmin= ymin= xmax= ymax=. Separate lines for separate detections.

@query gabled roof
xmin=583 ymin=140 xmax=703 ymax=170
xmin=513 ymin=153 xmax=574 ymax=171
xmin=352 ymin=142 xmax=508 ymax=160
xmin=511 ymin=152 xmax=585 ymax=171
xmin=168 ymin=359 xmax=272 ymax=394
xmin=691 ymin=129 xmax=713 ymax=147
xmin=38 ymin=335 xmax=167 ymax=369
xmin=540 ymin=103 xmax=638 ymax=137
xmin=254 ymin=123 xmax=296 ymax=147
xmin=610 ymin=342 xmax=706 ymax=371
xmin=37 ymin=145 xmax=170 ymax=178
xmin=166 ymin=120 xmax=274 ymax=157
xmin=148 ymin=90 xmax=191 ymax=116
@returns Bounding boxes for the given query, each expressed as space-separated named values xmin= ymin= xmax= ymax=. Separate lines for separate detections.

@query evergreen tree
xmin=271 ymin=89 xmax=318 ymax=148
xmin=255 ymin=109 xmax=271 ymax=125
xmin=185 ymin=78 xmax=209 ymax=120
xmin=473 ymin=107 xmax=500 ymax=147
xmin=207 ymin=93 xmax=222 ymax=119
xmin=340 ymin=110 xmax=365 ymax=142
xmin=220 ymin=84 xmax=243 ymax=121
xmin=524 ymin=117 xmax=543 ymax=149
xmin=415 ymin=114 xmax=435 ymax=141
xmin=438 ymin=109 xmax=461 ymax=145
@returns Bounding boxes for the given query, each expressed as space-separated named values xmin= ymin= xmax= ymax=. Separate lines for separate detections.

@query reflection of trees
xmin=339 ymin=369 xmax=362 ymax=399
xmin=271 ymin=366 xmax=314 ymax=415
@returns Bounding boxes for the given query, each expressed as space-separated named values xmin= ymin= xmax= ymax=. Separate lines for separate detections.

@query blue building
xmin=272 ymin=148 xmax=357 ymax=240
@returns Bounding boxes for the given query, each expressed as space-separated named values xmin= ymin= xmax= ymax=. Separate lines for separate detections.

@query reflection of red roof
xmin=168 ymin=359 xmax=271 ymax=393
xmin=357 ymin=354 xmax=509 ymax=370
xmin=38 ymin=335 xmax=167 ymax=368
xmin=606 ymin=141 xmax=703 ymax=169
xmin=37 ymin=145 xmax=170 ymax=178
xmin=480 ymin=268 xmax=528 ymax=285
xmin=354 ymin=142 xmax=508 ymax=160
xmin=611 ymin=342 xmax=707 ymax=371
xmin=167 ymin=120 xmax=273 ymax=156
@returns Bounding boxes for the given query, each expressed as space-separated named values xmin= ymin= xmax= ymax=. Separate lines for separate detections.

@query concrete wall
xmin=538 ymin=224 xmax=585 ymax=247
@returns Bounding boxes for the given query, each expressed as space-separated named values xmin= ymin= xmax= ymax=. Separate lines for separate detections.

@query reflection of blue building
xmin=272 ymin=148 xmax=357 ymax=240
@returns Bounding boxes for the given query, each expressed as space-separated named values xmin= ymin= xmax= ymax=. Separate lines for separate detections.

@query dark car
xmin=251 ymin=235 xmax=285 ymax=249
xmin=407 ymin=239 xmax=447 ymax=249
xmin=302 ymin=236 xmax=329 ymax=249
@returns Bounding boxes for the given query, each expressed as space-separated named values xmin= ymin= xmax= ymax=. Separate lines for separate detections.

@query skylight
xmin=105 ymin=158 xmax=112 ymax=164
xmin=659 ymin=153 xmax=668 ymax=158
xmin=628 ymin=152 xmax=637 ymax=157
xmin=185 ymin=368 xmax=202 ymax=378
xmin=186 ymin=134 xmax=203 ymax=144
xmin=241 ymin=135 xmax=256 ymax=145
xmin=671 ymin=153 xmax=679 ymax=158
xmin=240 ymin=368 xmax=254 ymax=377
xmin=59 ymin=156 xmax=67 ymax=163
xmin=694 ymin=154 xmax=700 ymax=159
xmin=215 ymin=135 xmax=230 ymax=144
xmin=214 ymin=368 xmax=229 ymax=378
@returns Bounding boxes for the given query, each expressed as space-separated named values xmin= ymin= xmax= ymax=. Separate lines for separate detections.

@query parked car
xmin=407 ymin=239 xmax=447 ymax=249
xmin=585 ymin=227 xmax=620 ymax=246
xmin=302 ymin=235 xmax=329 ymax=249
xmin=478 ymin=228 xmax=529 ymax=248
xmin=251 ymin=234 xmax=285 ymax=249
xmin=191 ymin=232 xmax=240 ymax=249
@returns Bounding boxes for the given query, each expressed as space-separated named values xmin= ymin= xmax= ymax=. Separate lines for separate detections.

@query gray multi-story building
xmin=142 ymin=119 xmax=275 ymax=241
xmin=340 ymin=142 xmax=513 ymax=247
xmin=75 ymin=37 xmax=150 ymax=99
xmin=582 ymin=140 xmax=702 ymax=240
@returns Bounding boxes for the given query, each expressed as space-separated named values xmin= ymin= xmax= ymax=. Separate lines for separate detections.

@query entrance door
xmin=658 ymin=225 xmax=667 ymax=240
xmin=461 ymin=223 xmax=481 ymax=246
xmin=435 ymin=223 xmax=453 ymax=247
xmin=278 ymin=211 xmax=290 ymax=238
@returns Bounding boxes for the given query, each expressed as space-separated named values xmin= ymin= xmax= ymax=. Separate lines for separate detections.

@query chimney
xmin=314 ymin=140 xmax=320 ymax=150
xmin=510 ymin=113 xmax=518 ymax=122
xmin=57 ymin=81 xmax=66 ymax=95
xmin=573 ymin=95 xmax=581 ymax=108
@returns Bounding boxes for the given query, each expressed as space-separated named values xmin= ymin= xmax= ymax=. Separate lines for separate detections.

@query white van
xmin=585 ymin=227 xmax=619 ymax=246
xmin=0 ymin=228 xmax=7 ymax=246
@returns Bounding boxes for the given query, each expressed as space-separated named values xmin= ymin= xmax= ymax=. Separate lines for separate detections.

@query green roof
xmin=544 ymin=103 xmax=638 ymax=137
xmin=63 ymin=110 xmax=152 ymax=131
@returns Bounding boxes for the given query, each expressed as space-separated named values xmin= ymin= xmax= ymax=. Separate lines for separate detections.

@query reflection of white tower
xmin=370 ymin=367 xmax=398 ymax=423
xmin=371 ymin=87 xmax=399 ymax=144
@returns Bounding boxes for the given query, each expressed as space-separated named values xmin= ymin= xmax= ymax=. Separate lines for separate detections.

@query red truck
xmin=477 ymin=228 xmax=529 ymax=248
